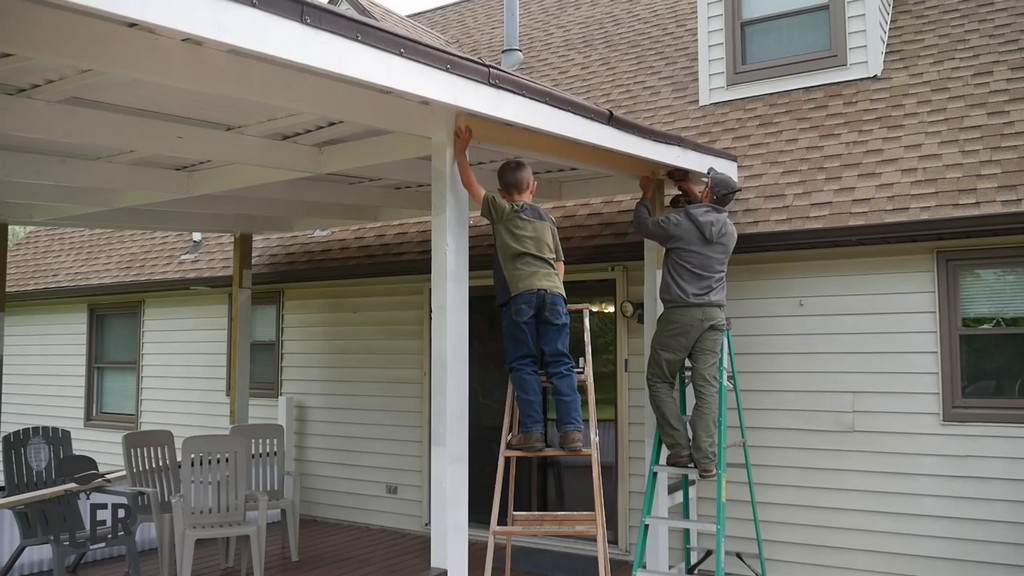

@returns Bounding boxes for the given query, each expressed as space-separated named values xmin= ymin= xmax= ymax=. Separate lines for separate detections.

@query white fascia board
xmin=54 ymin=0 xmax=737 ymax=177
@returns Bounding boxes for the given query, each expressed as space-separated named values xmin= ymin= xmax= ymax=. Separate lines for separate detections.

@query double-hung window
xmin=86 ymin=303 xmax=142 ymax=428
xmin=725 ymin=0 xmax=848 ymax=85
xmin=937 ymin=247 xmax=1024 ymax=424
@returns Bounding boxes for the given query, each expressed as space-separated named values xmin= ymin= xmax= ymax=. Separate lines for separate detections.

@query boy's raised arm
xmin=454 ymin=126 xmax=486 ymax=206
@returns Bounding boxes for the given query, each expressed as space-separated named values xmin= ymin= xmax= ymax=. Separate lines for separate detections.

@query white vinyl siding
xmin=701 ymin=0 xmax=887 ymax=104
xmin=1 ymin=295 xmax=280 ymax=478
xmin=0 ymin=304 xmax=126 ymax=471
xmin=279 ymin=283 xmax=427 ymax=532
xmin=683 ymin=252 xmax=1024 ymax=576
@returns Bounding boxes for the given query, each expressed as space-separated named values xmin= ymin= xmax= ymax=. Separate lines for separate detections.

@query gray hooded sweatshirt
xmin=632 ymin=198 xmax=737 ymax=308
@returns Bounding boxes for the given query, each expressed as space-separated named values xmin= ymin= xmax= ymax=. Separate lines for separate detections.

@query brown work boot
xmin=698 ymin=465 xmax=717 ymax=480
xmin=559 ymin=430 xmax=583 ymax=451
xmin=508 ymin=432 xmax=545 ymax=451
xmin=666 ymin=452 xmax=694 ymax=468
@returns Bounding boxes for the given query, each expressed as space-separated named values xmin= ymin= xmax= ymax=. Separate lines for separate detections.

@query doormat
xmin=493 ymin=547 xmax=630 ymax=576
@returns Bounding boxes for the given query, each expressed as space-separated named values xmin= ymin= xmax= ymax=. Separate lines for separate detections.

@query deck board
xmin=28 ymin=518 xmax=633 ymax=576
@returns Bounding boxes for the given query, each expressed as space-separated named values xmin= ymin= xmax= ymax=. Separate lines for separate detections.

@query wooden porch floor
xmin=44 ymin=518 xmax=633 ymax=576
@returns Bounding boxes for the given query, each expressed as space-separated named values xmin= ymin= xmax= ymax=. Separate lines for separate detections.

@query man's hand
xmin=454 ymin=125 xmax=473 ymax=158
xmin=639 ymin=176 xmax=656 ymax=198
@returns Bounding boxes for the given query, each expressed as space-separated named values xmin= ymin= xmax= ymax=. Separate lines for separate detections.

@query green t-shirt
xmin=481 ymin=193 xmax=565 ymax=306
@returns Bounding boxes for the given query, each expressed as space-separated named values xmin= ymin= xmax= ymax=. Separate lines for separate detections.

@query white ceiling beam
xmin=219 ymin=179 xmax=433 ymax=211
xmin=0 ymin=94 xmax=322 ymax=172
xmin=15 ymin=70 xmax=106 ymax=101
xmin=0 ymin=180 xmax=176 ymax=208
xmin=99 ymin=112 xmax=327 ymax=165
xmin=0 ymin=54 xmax=31 ymax=71
xmin=37 ymin=207 xmax=357 ymax=234
xmin=131 ymin=193 xmax=384 ymax=222
xmin=0 ymin=150 xmax=188 ymax=195
xmin=187 ymin=133 xmax=428 ymax=195
xmin=0 ymin=0 xmax=435 ymax=137
xmin=44 ymin=0 xmax=736 ymax=177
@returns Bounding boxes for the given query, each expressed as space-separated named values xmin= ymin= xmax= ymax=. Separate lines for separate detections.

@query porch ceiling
xmin=0 ymin=0 xmax=736 ymax=234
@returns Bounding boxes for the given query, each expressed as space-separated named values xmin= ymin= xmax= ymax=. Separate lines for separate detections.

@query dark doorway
xmin=467 ymin=279 xmax=620 ymax=545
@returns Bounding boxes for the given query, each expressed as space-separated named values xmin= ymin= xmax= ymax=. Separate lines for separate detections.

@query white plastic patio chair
xmin=228 ymin=423 xmax=300 ymax=561
xmin=172 ymin=434 xmax=268 ymax=576
xmin=122 ymin=429 xmax=181 ymax=576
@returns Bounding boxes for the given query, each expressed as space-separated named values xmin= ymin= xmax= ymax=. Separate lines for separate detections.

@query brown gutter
xmin=236 ymin=0 xmax=736 ymax=162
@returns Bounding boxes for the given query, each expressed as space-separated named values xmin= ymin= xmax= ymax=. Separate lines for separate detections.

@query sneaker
xmin=508 ymin=432 xmax=545 ymax=451
xmin=559 ymin=430 xmax=583 ymax=451
xmin=666 ymin=452 xmax=694 ymax=468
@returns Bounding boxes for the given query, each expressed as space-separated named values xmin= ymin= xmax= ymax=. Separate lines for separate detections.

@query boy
xmin=453 ymin=125 xmax=584 ymax=451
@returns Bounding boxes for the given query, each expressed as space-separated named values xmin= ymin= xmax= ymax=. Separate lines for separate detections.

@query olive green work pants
xmin=646 ymin=305 xmax=727 ymax=469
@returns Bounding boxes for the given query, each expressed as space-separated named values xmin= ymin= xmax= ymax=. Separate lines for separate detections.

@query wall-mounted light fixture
xmin=619 ymin=299 xmax=644 ymax=324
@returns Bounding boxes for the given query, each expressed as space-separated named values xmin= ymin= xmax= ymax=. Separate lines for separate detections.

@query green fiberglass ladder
xmin=632 ymin=322 xmax=767 ymax=576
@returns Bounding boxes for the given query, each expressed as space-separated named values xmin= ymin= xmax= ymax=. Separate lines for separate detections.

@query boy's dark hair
xmin=497 ymin=159 xmax=533 ymax=194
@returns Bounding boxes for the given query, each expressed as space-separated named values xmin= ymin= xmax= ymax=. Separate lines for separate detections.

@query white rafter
xmin=15 ymin=70 xmax=106 ymax=101
xmin=0 ymin=0 xmax=436 ymax=137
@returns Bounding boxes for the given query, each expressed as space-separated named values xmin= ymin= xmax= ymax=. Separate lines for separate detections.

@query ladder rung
xmin=539 ymin=372 xmax=590 ymax=388
xmin=636 ymin=570 xmax=687 ymax=576
xmin=653 ymin=465 xmax=700 ymax=476
xmin=644 ymin=516 xmax=717 ymax=532
xmin=692 ymin=547 xmax=761 ymax=558
xmin=510 ymin=511 xmax=596 ymax=527
xmin=504 ymin=448 xmax=593 ymax=457
xmin=493 ymin=525 xmax=598 ymax=536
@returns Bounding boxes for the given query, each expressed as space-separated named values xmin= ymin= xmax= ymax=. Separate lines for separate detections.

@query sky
xmin=373 ymin=0 xmax=460 ymax=15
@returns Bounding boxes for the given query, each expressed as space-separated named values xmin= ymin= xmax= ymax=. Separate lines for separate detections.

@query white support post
xmin=278 ymin=395 xmax=296 ymax=473
xmin=428 ymin=110 xmax=469 ymax=576
xmin=229 ymin=233 xmax=252 ymax=426
xmin=642 ymin=179 xmax=668 ymax=570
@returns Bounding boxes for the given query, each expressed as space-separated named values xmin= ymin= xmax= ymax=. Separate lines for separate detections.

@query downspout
xmin=501 ymin=0 xmax=523 ymax=70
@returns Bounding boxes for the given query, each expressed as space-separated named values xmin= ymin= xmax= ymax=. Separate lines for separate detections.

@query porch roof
xmin=0 ymin=0 xmax=735 ymax=234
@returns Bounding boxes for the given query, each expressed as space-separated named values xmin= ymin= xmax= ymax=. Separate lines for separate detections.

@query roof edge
xmin=238 ymin=0 xmax=736 ymax=162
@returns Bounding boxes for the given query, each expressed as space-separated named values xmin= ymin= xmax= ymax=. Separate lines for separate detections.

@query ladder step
xmin=510 ymin=511 xmax=596 ymax=526
xmin=644 ymin=516 xmax=717 ymax=532
xmin=504 ymin=447 xmax=594 ymax=457
xmin=493 ymin=525 xmax=598 ymax=536
xmin=539 ymin=372 xmax=590 ymax=388
xmin=653 ymin=465 xmax=701 ymax=476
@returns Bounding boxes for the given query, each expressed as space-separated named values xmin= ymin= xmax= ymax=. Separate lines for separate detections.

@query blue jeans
xmin=501 ymin=290 xmax=584 ymax=435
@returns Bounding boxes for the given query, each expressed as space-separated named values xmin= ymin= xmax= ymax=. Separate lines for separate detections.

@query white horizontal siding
xmin=280 ymin=283 xmax=426 ymax=532
xmin=678 ymin=252 xmax=1024 ymax=576
xmin=0 ymin=304 xmax=125 ymax=474
xmin=139 ymin=294 xmax=278 ymax=445
xmin=703 ymin=0 xmax=878 ymax=104
xmin=1 ymin=295 xmax=280 ymax=480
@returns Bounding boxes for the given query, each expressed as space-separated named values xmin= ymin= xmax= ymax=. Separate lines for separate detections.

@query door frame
xmin=423 ymin=265 xmax=630 ymax=555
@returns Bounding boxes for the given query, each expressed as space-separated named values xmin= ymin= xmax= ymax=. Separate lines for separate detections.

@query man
xmin=632 ymin=167 xmax=740 ymax=479
xmin=453 ymin=125 xmax=584 ymax=452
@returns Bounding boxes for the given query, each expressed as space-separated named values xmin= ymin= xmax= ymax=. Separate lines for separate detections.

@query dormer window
xmin=725 ymin=0 xmax=848 ymax=85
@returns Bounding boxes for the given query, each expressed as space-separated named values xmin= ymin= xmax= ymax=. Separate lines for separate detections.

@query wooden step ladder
xmin=483 ymin=303 xmax=611 ymax=576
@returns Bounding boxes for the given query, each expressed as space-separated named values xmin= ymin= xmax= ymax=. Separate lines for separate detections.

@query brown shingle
xmin=413 ymin=0 xmax=1024 ymax=232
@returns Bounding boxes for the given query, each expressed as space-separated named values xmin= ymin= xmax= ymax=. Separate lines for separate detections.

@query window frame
xmin=225 ymin=291 xmax=283 ymax=399
xmin=724 ymin=0 xmax=849 ymax=86
xmin=936 ymin=246 xmax=1024 ymax=424
xmin=85 ymin=302 xmax=143 ymax=430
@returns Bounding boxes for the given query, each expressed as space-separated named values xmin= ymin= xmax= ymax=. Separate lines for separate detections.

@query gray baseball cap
xmin=705 ymin=167 xmax=741 ymax=200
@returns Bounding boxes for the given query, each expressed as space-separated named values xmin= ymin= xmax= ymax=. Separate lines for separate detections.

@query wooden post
xmin=229 ymin=232 xmax=253 ymax=426
xmin=642 ymin=176 xmax=668 ymax=569
xmin=429 ymin=110 xmax=469 ymax=576
xmin=0 ymin=223 xmax=7 ymax=431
